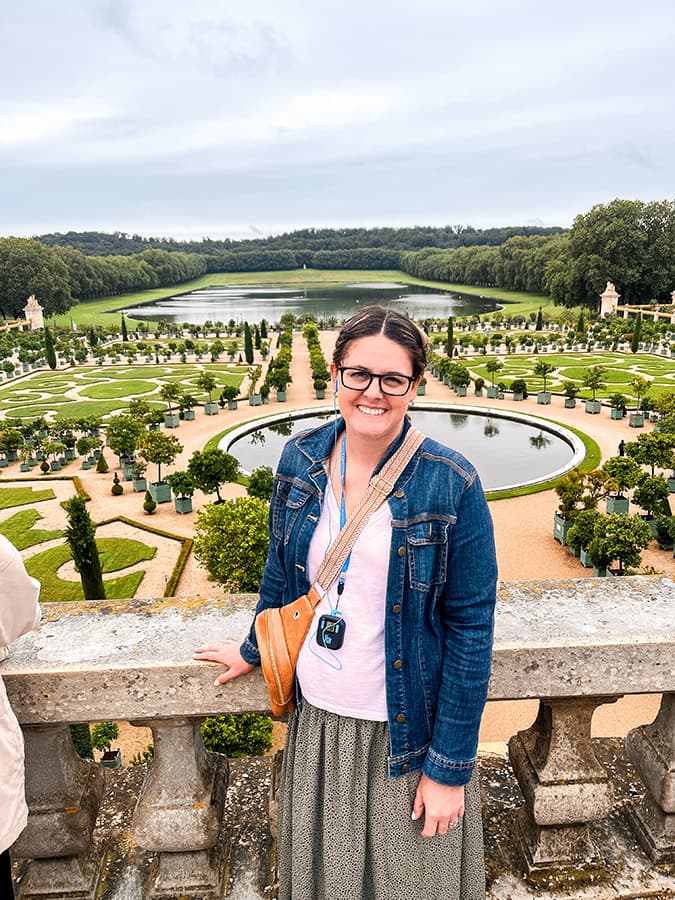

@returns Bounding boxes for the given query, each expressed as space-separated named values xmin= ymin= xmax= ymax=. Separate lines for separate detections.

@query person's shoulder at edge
xmin=418 ymin=435 xmax=479 ymax=485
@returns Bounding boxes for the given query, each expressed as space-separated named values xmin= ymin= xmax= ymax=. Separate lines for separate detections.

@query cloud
xmin=1 ymin=0 xmax=673 ymax=237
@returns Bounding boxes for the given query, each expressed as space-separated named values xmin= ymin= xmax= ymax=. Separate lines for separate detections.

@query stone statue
xmin=23 ymin=295 xmax=44 ymax=331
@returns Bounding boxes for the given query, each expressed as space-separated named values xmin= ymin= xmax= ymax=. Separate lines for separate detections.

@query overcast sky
xmin=2 ymin=0 xmax=674 ymax=241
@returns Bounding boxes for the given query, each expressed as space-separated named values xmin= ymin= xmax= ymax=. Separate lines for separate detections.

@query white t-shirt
xmin=296 ymin=481 xmax=392 ymax=721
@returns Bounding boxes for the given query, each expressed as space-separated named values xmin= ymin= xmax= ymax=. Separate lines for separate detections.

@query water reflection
xmin=121 ymin=282 xmax=499 ymax=325
xmin=226 ymin=409 xmax=575 ymax=492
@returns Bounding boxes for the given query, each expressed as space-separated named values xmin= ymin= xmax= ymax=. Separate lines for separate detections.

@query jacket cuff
xmin=422 ymin=746 xmax=476 ymax=786
xmin=240 ymin=637 xmax=260 ymax=667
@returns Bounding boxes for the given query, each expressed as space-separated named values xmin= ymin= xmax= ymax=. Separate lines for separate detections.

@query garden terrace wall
xmin=3 ymin=579 xmax=674 ymax=898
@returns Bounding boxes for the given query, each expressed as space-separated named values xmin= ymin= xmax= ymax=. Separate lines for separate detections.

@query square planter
xmin=579 ymin=547 xmax=593 ymax=568
xmin=248 ymin=393 xmax=262 ymax=406
xmin=668 ymin=477 xmax=675 ymax=493
xmin=65 ymin=449 xmax=75 ymax=460
xmin=593 ymin=565 xmax=612 ymax=577
xmin=610 ymin=408 xmax=625 ymax=420
xmin=149 ymin=481 xmax=172 ymax=504
xmin=474 ymin=388 xmax=483 ymax=397
xmin=148 ymin=423 xmax=161 ymax=432
xmin=100 ymin=749 xmax=122 ymax=769
xmin=204 ymin=402 xmax=219 ymax=416
xmin=606 ymin=496 xmax=629 ymax=514
xmin=276 ymin=390 xmax=287 ymax=402
xmin=133 ymin=477 xmax=147 ymax=493
xmin=20 ymin=463 xmax=32 ymax=472
xmin=455 ymin=386 xmax=467 ymax=397
xmin=553 ymin=513 xmax=572 ymax=546
xmin=564 ymin=398 xmax=577 ymax=408
xmin=486 ymin=386 xmax=498 ymax=399
xmin=629 ymin=412 xmax=645 ymax=428
xmin=174 ymin=496 xmax=193 ymax=514
xmin=163 ymin=413 xmax=180 ymax=428
xmin=182 ymin=409 xmax=196 ymax=421
xmin=512 ymin=392 xmax=525 ymax=401
xmin=416 ymin=384 xmax=426 ymax=396
xmin=314 ymin=389 xmax=326 ymax=400
xmin=7 ymin=449 xmax=18 ymax=461
xmin=227 ymin=400 xmax=238 ymax=410
xmin=537 ymin=391 xmax=551 ymax=405
xmin=50 ymin=460 xmax=61 ymax=471
xmin=585 ymin=400 xmax=602 ymax=414
xmin=81 ymin=460 xmax=91 ymax=470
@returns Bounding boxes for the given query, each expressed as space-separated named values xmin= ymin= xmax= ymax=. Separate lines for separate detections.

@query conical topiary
xmin=96 ymin=453 xmax=109 ymax=473
xmin=143 ymin=489 xmax=157 ymax=515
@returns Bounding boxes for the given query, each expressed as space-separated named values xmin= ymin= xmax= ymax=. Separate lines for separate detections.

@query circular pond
xmin=223 ymin=405 xmax=584 ymax=493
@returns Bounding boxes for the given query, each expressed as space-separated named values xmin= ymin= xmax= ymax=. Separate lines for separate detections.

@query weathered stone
xmin=13 ymin=724 xmax=105 ymax=899
xmin=131 ymin=718 xmax=228 ymax=897
xmin=625 ymin=692 xmax=675 ymax=863
xmin=508 ymin=697 xmax=618 ymax=881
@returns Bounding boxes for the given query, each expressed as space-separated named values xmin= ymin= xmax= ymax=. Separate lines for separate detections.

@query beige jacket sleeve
xmin=0 ymin=534 xmax=41 ymax=649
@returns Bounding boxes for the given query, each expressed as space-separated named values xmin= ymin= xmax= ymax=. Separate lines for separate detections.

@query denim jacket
xmin=241 ymin=416 xmax=498 ymax=786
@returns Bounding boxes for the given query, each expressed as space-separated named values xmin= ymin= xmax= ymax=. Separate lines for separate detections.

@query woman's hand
xmin=193 ymin=640 xmax=255 ymax=686
xmin=411 ymin=774 xmax=465 ymax=837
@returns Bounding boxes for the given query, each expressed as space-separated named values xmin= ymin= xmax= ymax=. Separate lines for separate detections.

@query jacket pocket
xmin=271 ymin=478 xmax=313 ymax=543
xmin=406 ymin=517 xmax=453 ymax=591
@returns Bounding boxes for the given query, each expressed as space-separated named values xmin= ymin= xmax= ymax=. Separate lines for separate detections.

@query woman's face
xmin=330 ymin=333 xmax=419 ymax=448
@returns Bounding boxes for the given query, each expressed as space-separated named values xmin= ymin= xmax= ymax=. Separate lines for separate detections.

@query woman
xmin=0 ymin=535 xmax=42 ymax=899
xmin=195 ymin=306 xmax=497 ymax=899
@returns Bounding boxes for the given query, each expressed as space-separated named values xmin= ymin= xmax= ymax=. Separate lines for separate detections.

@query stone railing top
xmin=3 ymin=577 xmax=674 ymax=723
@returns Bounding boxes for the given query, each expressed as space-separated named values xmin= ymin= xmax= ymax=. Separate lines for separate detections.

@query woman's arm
xmin=422 ymin=474 xmax=498 ymax=786
xmin=0 ymin=536 xmax=41 ymax=647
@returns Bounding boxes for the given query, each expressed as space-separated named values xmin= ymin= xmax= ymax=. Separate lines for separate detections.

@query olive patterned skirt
xmin=277 ymin=701 xmax=485 ymax=900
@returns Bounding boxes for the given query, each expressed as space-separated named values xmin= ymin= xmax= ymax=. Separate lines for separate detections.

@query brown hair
xmin=332 ymin=306 xmax=428 ymax=379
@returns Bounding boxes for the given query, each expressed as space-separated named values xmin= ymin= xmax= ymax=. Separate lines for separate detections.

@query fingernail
xmin=213 ymin=679 xmax=220 ymax=686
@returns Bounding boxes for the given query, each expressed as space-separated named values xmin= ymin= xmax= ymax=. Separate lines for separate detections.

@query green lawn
xmin=25 ymin=537 xmax=156 ymax=602
xmin=0 ymin=486 xmax=56 ymax=508
xmin=0 ymin=364 xmax=245 ymax=422
xmin=0 ymin=509 xmax=63 ymax=548
xmin=468 ymin=351 xmax=675 ymax=401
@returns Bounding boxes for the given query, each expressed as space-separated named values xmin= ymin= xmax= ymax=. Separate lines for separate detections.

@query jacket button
xmin=402 ymin=763 xmax=411 ymax=773
xmin=396 ymin=713 xmax=406 ymax=724
xmin=393 ymin=658 xmax=403 ymax=670
xmin=397 ymin=546 xmax=406 ymax=557
xmin=392 ymin=604 xmax=401 ymax=614
xmin=394 ymin=489 xmax=404 ymax=498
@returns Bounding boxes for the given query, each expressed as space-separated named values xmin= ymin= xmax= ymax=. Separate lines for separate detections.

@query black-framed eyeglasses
xmin=338 ymin=367 xmax=416 ymax=397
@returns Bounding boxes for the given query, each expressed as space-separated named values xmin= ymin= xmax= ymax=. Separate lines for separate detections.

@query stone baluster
xmin=625 ymin=692 xmax=674 ymax=863
xmin=131 ymin=717 xmax=229 ymax=898
xmin=13 ymin=724 xmax=105 ymax=898
xmin=507 ymin=696 xmax=618 ymax=883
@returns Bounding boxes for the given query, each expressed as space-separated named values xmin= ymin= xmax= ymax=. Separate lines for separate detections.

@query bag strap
xmin=313 ymin=426 xmax=425 ymax=595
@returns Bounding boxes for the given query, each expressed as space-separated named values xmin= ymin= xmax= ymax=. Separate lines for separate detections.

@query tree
xmin=247 ymin=466 xmax=274 ymax=501
xmin=244 ymin=322 xmax=254 ymax=364
xmin=625 ymin=432 xmax=675 ymax=476
xmin=121 ymin=316 xmax=129 ymax=342
xmin=630 ymin=375 xmax=651 ymax=412
xmin=601 ymin=456 xmax=642 ymax=498
xmin=587 ymin=513 xmax=652 ymax=575
xmin=193 ymin=497 xmax=269 ymax=591
xmin=535 ymin=307 xmax=543 ymax=330
xmin=445 ymin=316 xmax=454 ymax=358
xmin=43 ymin=325 xmax=57 ymax=369
xmin=196 ymin=371 xmax=218 ymax=403
xmin=64 ymin=495 xmax=106 ymax=600
xmin=159 ymin=381 xmax=182 ymax=416
xmin=533 ymin=360 xmax=555 ymax=393
xmin=632 ymin=474 xmax=670 ymax=519
xmin=630 ymin=313 xmax=642 ymax=354
xmin=188 ymin=448 xmax=239 ymax=502
xmin=166 ymin=470 xmax=196 ymax=499
xmin=485 ymin=358 xmax=503 ymax=386
xmin=105 ymin=415 xmax=144 ymax=459
xmin=136 ymin=431 xmax=183 ymax=483
xmin=581 ymin=365 xmax=607 ymax=401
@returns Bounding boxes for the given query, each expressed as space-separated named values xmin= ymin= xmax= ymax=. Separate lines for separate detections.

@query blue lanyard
xmin=337 ymin=435 xmax=351 ymax=596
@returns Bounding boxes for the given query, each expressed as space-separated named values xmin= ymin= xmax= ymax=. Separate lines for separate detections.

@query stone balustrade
xmin=2 ymin=577 xmax=674 ymax=898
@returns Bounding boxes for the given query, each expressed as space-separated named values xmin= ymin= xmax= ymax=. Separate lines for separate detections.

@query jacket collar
xmin=295 ymin=414 xmax=412 ymax=474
